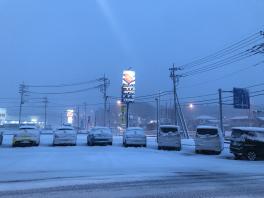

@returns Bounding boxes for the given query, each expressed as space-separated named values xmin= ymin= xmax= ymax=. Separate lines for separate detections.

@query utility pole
xmin=77 ymin=106 xmax=80 ymax=132
xmin=218 ymin=89 xmax=224 ymax=135
xmin=18 ymin=83 xmax=27 ymax=126
xmin=169 ymin=64 xmax=181 ymax=126
xmin=101 ymin=74 xmax=110 ymax=127
xmin=43 ymin=97 xmax=48 ymax=129
xmin=84 ymin=102 xmax=87 ymax=130
xmin=169 ymin=64 xmax=189 ymax=138
xmin=155 ymin=93 xmax=160 ymax=141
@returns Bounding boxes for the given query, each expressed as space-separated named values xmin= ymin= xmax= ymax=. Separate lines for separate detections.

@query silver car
xmin=53 ymin=126 xmax=77 ymax=146
xmin=123 ymin=127 xmax=146 ymax=147
xmin=157 ymin=125 xmax=181 ymax=151
xmin=13 ymin=125 xmax=40 ymax=147
xmin=195 ymin=125 xmax=224 ymax=155
xmin=87 ymin=127 xmax=113 ymax=146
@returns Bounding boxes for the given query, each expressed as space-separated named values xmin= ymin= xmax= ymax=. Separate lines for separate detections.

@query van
xmin=195 ymin=125 xmax=224 ymax=155
xmin=157 ymin=125 xmax=181 ymax=150
xmin=230 ymin=127 xmax=264 ymax=161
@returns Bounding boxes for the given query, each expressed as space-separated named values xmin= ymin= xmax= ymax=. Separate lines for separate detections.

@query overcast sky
xmin=0 ymin=0 xmax=263 ymax=119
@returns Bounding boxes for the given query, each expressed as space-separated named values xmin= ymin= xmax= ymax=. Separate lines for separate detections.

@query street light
xmin=116 ymin=100 xmax=122 ymax=106
xmin=188 ymin=103 xmax=194 ymax=110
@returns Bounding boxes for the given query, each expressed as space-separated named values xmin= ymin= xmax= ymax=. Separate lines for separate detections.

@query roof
xmin=197 ymin=125 xmax=219 ymax=130
xmin=230 ymin=116 xmax=249 ymax=120
xmin=257 ymin=117 xmax=264 ymax=121
xmin=232 ymin=127 xmax=264 ymax=133
xmin=195 ymin=115 xmax=216 ymax=120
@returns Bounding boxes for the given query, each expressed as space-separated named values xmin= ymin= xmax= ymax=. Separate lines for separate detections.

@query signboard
xmin=122 ymin=70 xmax=135 ymax=103
xmin=0 ymin=108 xmax=6 ymax=125
xmin=233 ymin=88 xmax=250 ymax=109
xmin=67 ymin=109 xmax=74 ymax=124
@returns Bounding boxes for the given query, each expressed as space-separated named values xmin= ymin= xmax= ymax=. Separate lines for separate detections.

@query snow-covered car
xmin=87 ymin=127 xmax=113 ymax=146
xmin=157 ymin=125 xmax=181 ymax=150
xmin=230 ymin=127 xmax=264 ymax=161
xmin=12 ymin=125 xmax=40 ymax=147
xmin=123 ymin=127 xmax=146 ymax=147
xmin=53 ymin=126 xmax=77 ymax=146
xmin=195 ymin=125 xmax=224 ymax=155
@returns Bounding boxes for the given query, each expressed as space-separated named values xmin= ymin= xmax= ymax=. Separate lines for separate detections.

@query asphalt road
xmin=1 ymin=171 xmax=264 ymax=198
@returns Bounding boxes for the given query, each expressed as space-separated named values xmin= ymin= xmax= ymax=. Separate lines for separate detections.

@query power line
xmin=181 ymin=31 xmax=262 ymax=69
xmin=26 ymin=78 xmax=104 ymax=88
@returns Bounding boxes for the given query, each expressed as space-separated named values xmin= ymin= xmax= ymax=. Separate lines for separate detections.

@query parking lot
xmin=1 ymin=134 xmax=264 ymax=196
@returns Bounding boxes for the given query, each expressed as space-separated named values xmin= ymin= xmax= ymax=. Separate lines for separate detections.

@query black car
xmin=230 ymin=127 xmax=264 ymax=161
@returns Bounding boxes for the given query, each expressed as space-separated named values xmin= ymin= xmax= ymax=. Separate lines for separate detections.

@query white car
xmin=123 ymin=127 xmax=146 ymax=147
xmin=53 ymin=126 xmax=77 ymax=146
xmin=87 ymin=127 xmax=113 ymax=146
xmin=195 ymin=125 xmax=224 ymax=155
xmin=12 ymin=125 xmax=40 ymax=147
xmin=157 ymin=125 xmax=181 ymax=151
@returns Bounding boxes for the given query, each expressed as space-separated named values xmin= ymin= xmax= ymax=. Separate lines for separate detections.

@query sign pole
xmin=126 ymin=102 xmax=130 ymax=128
xmin=218 ymin=89 xmax=224 ymax=135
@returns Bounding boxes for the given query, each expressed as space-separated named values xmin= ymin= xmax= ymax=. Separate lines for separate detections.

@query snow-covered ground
xmin=0 ymin=134 xmax=264 ymax=192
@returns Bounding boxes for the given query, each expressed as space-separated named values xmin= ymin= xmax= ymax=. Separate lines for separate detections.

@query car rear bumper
xmin=53 ymin=138 xmax=76 ymax=146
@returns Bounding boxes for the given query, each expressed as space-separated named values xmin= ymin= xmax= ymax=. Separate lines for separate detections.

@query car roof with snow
xmin=57 ymin=126 xmax=74 ymax=130
xmin=126 ymin=127 xmax=143 ymax=130
xmin=159 ymin=125 xmax=179 ymax=129
xmin=19 ymin=125 xmax=37 ymax=129
xmin=92 ymin=126 xmax=110 ymax=130
xmin=197 ymin=125 xmax=219 ymax=130
xmin=232 ymin=127 xmax=264 ymax=133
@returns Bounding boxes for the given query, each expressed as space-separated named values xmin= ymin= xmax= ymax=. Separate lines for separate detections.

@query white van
xmin=157 ymin=125 xmax=181 ymax=151
xmin=195 ymin=125 xmax=224 ymax=155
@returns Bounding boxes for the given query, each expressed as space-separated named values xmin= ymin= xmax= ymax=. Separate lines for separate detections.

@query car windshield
xmin=231 ymin=129 xmax=245 ymax=138
xmin=20 ymin=127 xmax=36 ymax=130
xmin=91 ymin=128 xmax=111 ymax=134
xmin=197 ymin=128 xmax=218 ymax=135
xmin=160 ymin=127 xmax=178 ymax=133
xmin=126 ymin=129 xmax=144 ymax=134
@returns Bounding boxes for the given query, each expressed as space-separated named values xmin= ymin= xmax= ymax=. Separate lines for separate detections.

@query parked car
xmin=123 ymin=127 xmax=146 ymax=147
xmin=53 ymin=126 xmax=77 ymax=146
xmin=195 ymin=125 xmax=224 ymax=155
xmin=12 ymin=125 xmax=40 ymax=147
xmin=157 ymin=125 xmax=181 ymax=150
xmin=230 ymin=127 xmax=264 ymax=161
xmin=87 ymin=127 xmax=113 ymax=146
xmin=0 ymin=131 xmax=3 ymax=145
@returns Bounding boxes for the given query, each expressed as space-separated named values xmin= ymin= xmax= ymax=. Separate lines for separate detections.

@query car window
xmin=231 ymin=129 xmax=244 ymax=138
xmin=58 ymin=128 xmax=73 ymax=131
xmin=91 ymin=128 xmax=111 ymax=134
xmin=197 ymin=128 xmax=218 ymax=135
xmin=160 ymin=127 xmax=178 ymax=133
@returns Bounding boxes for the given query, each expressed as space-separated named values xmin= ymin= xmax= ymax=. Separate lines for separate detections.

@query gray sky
xmin=0 ymin=0 xmax=263 ymax=119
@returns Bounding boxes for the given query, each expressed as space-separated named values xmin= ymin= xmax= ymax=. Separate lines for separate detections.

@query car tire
xmin=195 ymin=150 xmax=200 ymax=154
xmin=234 ymin=154 xmax=241 ymax=160
xmin=247 ymin=151 xmax=257 ymax=161
xmin=158 ymin=146 xmax=162 ymax=150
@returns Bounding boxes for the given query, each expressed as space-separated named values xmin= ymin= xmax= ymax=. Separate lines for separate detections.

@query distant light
xmin=189 ymin=103 xmax=194 ymax=109
xmin=116 ymin=100 xmax=122 ymax=106
xmin=31 ymin=118 xmax=38 ymax=123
